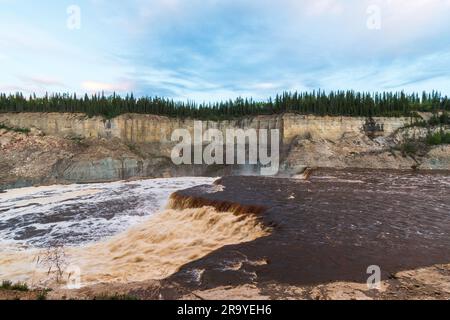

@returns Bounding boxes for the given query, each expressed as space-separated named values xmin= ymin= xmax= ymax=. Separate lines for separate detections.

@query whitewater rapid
xmin=0 ymin=177 xmax=216 ymax=248
xmin=0 ymin=177 xmax=270 ymax=286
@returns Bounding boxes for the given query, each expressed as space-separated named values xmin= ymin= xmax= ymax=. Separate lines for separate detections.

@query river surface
xmin=1 ymin=170 xmax=449 ymax=288
xmin=0 ymin=177 xmax=216 ymax=248
xmin=169 ymin=169 xmax=450 ymax=286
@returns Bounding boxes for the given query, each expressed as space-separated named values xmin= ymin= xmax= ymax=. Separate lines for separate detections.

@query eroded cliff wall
xmin=0 ymin=113 xmax=410 ymax=145
xmin=1 ymin=112 xmax=447 ymax=189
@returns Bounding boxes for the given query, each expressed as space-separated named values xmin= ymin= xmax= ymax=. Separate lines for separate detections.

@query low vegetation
xmin=429 ymin=112 xmax=450 ymax=126
xmin=0 ymin=281 xmax=52 ymax=300
xmin=400 ymin=141 xmax=421 ymax=156
xmin=426 ymin=131 xmax=450 ymax=145
xmin=36 ymin=290 xmax=51 ymax=300
xmin=407 ymin=111 xmax=450 ymax=127
xmin=400 ymin=111 xmax=450 ymax=151
xmin=397 ymin=130 xmax=449 ymax=157
xmin=396 ymin=123 xmax=449 ymax=157
xmin=0 ymin=280 xmax=29 ymax=292
xmin=94 ymin=293 xmax=140 ymax=300
xmin=0 ymin=123 xmax=30 ymax=134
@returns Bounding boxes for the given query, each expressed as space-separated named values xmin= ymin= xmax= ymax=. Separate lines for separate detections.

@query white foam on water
xmin=0 ymin=177 xmax=216 ymax=249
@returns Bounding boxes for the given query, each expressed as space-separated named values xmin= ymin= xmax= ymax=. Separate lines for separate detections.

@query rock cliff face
xmin=0 ymin=113 xmax=409 ymax=145
xmin=0 ymin=113 xmax=448 ymax=189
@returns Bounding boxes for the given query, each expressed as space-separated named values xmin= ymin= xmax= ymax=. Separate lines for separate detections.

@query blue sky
xmin=1 ymin=0 xmax=450 ymax=101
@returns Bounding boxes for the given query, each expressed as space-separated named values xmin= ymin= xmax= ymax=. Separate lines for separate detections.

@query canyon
xmin=0 ymin=112 xmax=449 ymax=189
xmin=1 ymin=112 xmax=450 ymax=300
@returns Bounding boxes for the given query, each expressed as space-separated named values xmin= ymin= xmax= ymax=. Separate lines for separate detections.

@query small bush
xmin=409 ymin=112 xmax=450 ymax=128
xmin=428 ymin=115 xmax=441 ymax=126
xmin=440 ymin=112 xmax=450 ymax=125
xmin=1 ymin=280 xmax=13 ymax=290
xmin=428 ymin=112 xmax=450 ymax=126
xmin=11 ymin=282 xmax=29 ymax=292
xmin=427 ymin=131 xmax=450 ymax=146
xmin=94 ymin=293 xmax=140 ymax=300
xmin=443 ymin=132 xmax=450 ymax=144
xmin=401 ymin=142 xmax=419 ymax=155
xmin=36 ymin=290 xmax=49 ymax=300
xmin=413 ymin=120 xmax=428 ymax=128
xmin=0 ymin=281 xmax=29 ymax=292
xmin=427 ymin=132 xmax=442 ymax=145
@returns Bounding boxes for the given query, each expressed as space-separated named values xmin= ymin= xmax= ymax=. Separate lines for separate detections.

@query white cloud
xmin=21 ymin=76 xmax=65 ymax=87
xmin=82 ymin=81 xmax=134 ymax=93
xmin=1 ymin=0 xmax=450 ymax=99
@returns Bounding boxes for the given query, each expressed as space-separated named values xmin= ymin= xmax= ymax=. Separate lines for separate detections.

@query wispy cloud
xmin=0 ymin=0 xmax=449 ymax=100
xmin=20 ymin=76 xmax=65 ymax=87
xmin=82 ymin=80 xmax=134 ymax=93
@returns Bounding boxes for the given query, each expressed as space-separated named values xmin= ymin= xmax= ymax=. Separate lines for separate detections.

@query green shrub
xmin=427 ymin=131 xmax=450 ymax=145
xmin=427 ymin=112 xmax=450 ymax=126
xmin=440 ymin=112 xmax=450 ymax=125
xmin=36 ymin=291 xmax=48 ymax=300
xmin=442 ymin=132 xmax=450 ymax=144
xmin=0 ymin=280 xmax=13 ymax=290
xmin=427 ymin=132 xmax=442 ymax=145
xmin=412 ymin=120 xmax=428 ymax=127
xmin=0 ymin=281 xmax=29 ymax=292
xmin=401 ymin=142 xmax=419 ymax=155
xmin=11 ymin=282 xmax=29 ymax=292
xmin=428 ymin=115 xmax=441 ymax=126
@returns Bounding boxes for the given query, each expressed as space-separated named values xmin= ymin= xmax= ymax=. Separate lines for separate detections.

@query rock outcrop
xmin=0 ymin=112 xmax=409 ymax=145
xmin=0 ymin=113 xmax=449 ymax=189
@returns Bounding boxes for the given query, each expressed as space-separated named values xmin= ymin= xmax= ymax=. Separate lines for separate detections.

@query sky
xmin=0 ymin=0 xmax=450 ymax=101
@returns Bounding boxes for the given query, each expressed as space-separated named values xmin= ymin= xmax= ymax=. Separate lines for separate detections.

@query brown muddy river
xmin=168 ymin=169 xmax=450 ymax=288
xmin=0 ymin=170 xmax=449 ymax=289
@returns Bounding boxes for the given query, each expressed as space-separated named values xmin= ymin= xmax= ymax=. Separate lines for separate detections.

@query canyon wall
xmin=1 ymin=112 xmax=448 ymax=189
xmin=0 ymin=113 xmax=411 ymax=145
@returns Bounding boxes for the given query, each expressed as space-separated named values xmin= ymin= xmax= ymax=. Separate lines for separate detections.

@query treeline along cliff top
xmin=1 ymin=90 xmax=450 ymax=120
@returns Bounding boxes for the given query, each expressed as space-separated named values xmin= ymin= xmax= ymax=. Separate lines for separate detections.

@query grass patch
xmin=94 ymin=293 xmax=140 ymax=301
xmin=426 ymin=131 xmax=450 ymax=145
xmin=407 ymin=112 xmax=450 ymax=128
xmin=400 ymin=141 xmax=420 ymax=156
xmin=36 ymin=289 xmax=51 ymax=300
xmin=1 ymin=280 xmax=29 ymax=292
xmin=0 ymin=123 xmax=31 ymax=134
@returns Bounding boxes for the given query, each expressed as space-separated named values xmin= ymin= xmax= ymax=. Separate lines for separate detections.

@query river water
xmin=169 ymin=169 xmax=450 ymax=286
xmin=0 ymin=177 xmax=269 ymax=285
xmin=1 ymin=171 xmax=449 ymax=288
xmin=0 ymin=177 xmax=216 ymax=248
